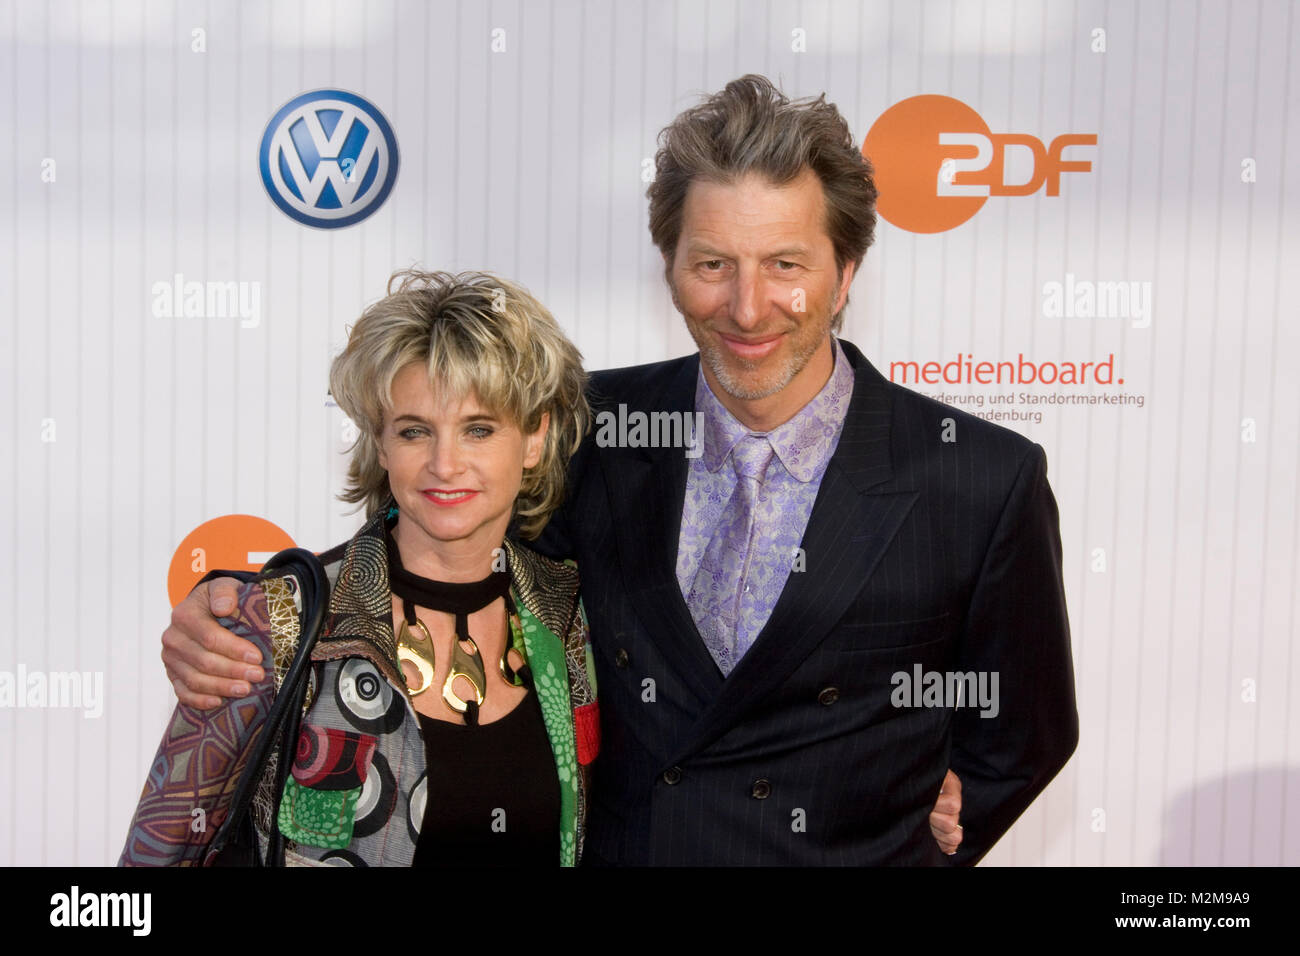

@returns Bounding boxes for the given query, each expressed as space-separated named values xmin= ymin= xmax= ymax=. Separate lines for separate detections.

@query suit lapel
xmin=599 ymin=355 xmax=725 ymax=706
xmin=673 ymin=343 xmax=918 ymax=759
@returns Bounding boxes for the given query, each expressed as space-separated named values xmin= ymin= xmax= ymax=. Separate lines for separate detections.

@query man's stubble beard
xmin=685 ymin=309 xmax=835 ymax=403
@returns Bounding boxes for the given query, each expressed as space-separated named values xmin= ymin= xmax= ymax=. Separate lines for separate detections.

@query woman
xmin=120 ymin=269 xmax=598 ymax=866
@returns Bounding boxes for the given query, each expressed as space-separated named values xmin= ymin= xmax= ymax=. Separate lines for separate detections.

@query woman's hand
xmin=930 ymin=769 xmax=964 ymax=856
xmin=161 ymin=577 xmax=265 ymax=709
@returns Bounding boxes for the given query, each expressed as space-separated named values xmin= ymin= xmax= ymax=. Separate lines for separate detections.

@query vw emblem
xmin=258 ymin=89 xmax=399 ymax=229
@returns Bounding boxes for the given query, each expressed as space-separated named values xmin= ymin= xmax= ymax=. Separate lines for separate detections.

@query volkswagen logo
xmin=258 ymin=89 xmax=399 ymax=229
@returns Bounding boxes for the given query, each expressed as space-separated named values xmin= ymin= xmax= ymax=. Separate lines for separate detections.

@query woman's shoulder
xmin=503 ymin=538 xmax=581 ymax=636
xmin=311 ymin=509 xmax=389 ymax=591
xmin=505 ymin=538 xmax=579 ymax=587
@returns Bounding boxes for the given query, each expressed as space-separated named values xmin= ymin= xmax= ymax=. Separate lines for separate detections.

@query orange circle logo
xmin=863 ymin=95 xmax=991 ymax=234
xmin=167 ymin=514 xmax=296 ymax=607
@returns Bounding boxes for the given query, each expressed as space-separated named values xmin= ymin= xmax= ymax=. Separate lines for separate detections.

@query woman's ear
xmin=523 ymin=412 xmax=550 ymax=470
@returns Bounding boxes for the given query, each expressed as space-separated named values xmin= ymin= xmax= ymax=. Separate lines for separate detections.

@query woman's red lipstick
xmin=420 ymin=489 xmax=480 ymax=507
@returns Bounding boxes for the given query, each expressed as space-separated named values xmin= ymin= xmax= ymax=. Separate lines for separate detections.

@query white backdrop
xmin=2 ymin=0 xmax=1297 ymax=866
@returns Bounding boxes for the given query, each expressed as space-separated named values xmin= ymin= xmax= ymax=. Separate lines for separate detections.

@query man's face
xmin=668 ymin=168 xmax=855 ymax=425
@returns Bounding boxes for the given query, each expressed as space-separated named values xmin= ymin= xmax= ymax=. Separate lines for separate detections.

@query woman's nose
xmin=427 ymin=438 xmax=465 ymax=478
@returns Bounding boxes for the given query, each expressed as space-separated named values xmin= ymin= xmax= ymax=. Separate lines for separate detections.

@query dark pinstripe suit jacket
xmin=535 ymin=338 xmax=1078 ymax=865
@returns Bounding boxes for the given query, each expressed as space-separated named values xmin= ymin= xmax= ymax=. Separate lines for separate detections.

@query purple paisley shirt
xmin=676 ymin=338 xmax=855 ymax=673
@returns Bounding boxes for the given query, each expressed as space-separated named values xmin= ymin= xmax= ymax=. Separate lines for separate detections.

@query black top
xmin=412 ymin=688 xmax=560 ymax=867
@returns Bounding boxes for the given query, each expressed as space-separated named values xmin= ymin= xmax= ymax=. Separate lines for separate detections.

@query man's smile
xmin=716 ymin=331 xmax=785 ymax=361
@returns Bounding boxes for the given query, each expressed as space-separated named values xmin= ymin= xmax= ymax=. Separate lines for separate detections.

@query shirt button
xmin=662 ymin=766 xmax=683 ymax=786
xmin=751 ymin=778 xmax=772 ymax=800
xmin=615 ymin=648 xmax=629 ymax=669
xmin=818 ymin=686 xmax=840 ymax=706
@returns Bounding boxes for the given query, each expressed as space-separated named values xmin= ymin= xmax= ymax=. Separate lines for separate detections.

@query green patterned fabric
xmin=277 ymin=776 xmax=360 ymax=849
xmin=516 ymin=603 xmax=578 ymax=866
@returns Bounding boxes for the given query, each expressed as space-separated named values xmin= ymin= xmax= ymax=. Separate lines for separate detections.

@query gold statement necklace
xmin=385 ymin=517 xmax=519 ymax=726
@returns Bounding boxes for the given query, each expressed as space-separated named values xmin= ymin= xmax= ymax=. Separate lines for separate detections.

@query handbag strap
xmin=206 ymin=548 xmax=330 ymax=866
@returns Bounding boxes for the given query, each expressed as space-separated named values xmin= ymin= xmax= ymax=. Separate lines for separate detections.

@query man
xmin=163 ymin=75 xmax=1076 ymax=864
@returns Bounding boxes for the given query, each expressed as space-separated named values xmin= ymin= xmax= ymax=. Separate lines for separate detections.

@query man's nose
xmin=729 ymin=265 xmax=767 ymax=330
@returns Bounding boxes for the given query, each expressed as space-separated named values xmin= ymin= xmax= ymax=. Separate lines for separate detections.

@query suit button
xmin=818 ymin=686 xmax=840 ymax=706
xmin=751 ymin=778 xmax=771 ymax=800
xmin=615 ymin=648 xmax=629 ymax=669
xmin=662 ymin=766 xmax=683 ymax=786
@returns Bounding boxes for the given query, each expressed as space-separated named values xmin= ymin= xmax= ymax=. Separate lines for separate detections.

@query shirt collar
xmin=695 ymin=337 xmax=855 ymax=483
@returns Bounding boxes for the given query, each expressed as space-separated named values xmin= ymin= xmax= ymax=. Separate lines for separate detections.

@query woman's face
xmin=377 ymin=363 xmax=547 ymax=570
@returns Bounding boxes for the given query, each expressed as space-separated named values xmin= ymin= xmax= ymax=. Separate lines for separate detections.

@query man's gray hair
xmin=647 ymin=74 xmax=878 ymax=331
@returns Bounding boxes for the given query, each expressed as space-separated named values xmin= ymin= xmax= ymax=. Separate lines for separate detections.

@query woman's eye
xmin=467 ymin=425 xmax=494 ymax=439
xmin=399 ymin=427 xmax=425 ymax=439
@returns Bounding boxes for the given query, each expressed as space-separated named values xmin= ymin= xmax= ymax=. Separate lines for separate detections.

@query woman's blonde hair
xmin=329 ymin=269 xmax=589 ymax=539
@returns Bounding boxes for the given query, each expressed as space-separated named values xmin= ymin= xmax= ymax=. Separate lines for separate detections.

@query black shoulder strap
xmin=206 ymin=548 xmax=329 ymax=866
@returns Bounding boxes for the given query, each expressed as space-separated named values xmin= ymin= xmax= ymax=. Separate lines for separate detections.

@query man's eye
xmin=702 ymin=259 xmax=724 ymax=271
xmin=775 ymin=260 xmax=797 ymax=271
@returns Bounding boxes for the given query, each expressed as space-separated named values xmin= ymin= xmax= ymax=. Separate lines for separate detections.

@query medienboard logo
xmin=863 ymin=94 xmax=1096 ymax=233
xmin=258 ymin=89 xmax=399 ymax=229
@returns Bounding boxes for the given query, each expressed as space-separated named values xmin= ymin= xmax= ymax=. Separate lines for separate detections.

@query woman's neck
xmin=390 ymin=517 xmax=506 ymax=583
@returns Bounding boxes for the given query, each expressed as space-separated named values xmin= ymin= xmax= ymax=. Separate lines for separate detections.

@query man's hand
xmin=161 ymin=577 xmax=265 ymax=710
xmin=930 ymin=769 xmax=963 ymax=856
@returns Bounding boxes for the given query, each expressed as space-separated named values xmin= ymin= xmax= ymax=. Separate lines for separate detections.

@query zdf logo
xmin=259 ymin=89 xmax=400 ymax=229
xmin=863 ymin=95 xmax=1096 ymax=234
xmin=167 ymin=514 xmax=295 ymax=607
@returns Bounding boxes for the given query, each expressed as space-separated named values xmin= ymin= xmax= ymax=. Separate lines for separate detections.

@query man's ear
xmin=833 ymin=260 xmax=857 ymax=316
xmin=523 ymin=412 xmax=550 ymax=470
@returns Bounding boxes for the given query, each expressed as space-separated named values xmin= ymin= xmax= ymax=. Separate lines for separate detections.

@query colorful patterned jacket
xmin=119 ymin=507 xmax=600 ymax=866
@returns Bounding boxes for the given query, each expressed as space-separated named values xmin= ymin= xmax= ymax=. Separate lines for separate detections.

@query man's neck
xmin=703 ymin=335 xmax=836 ymax=432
